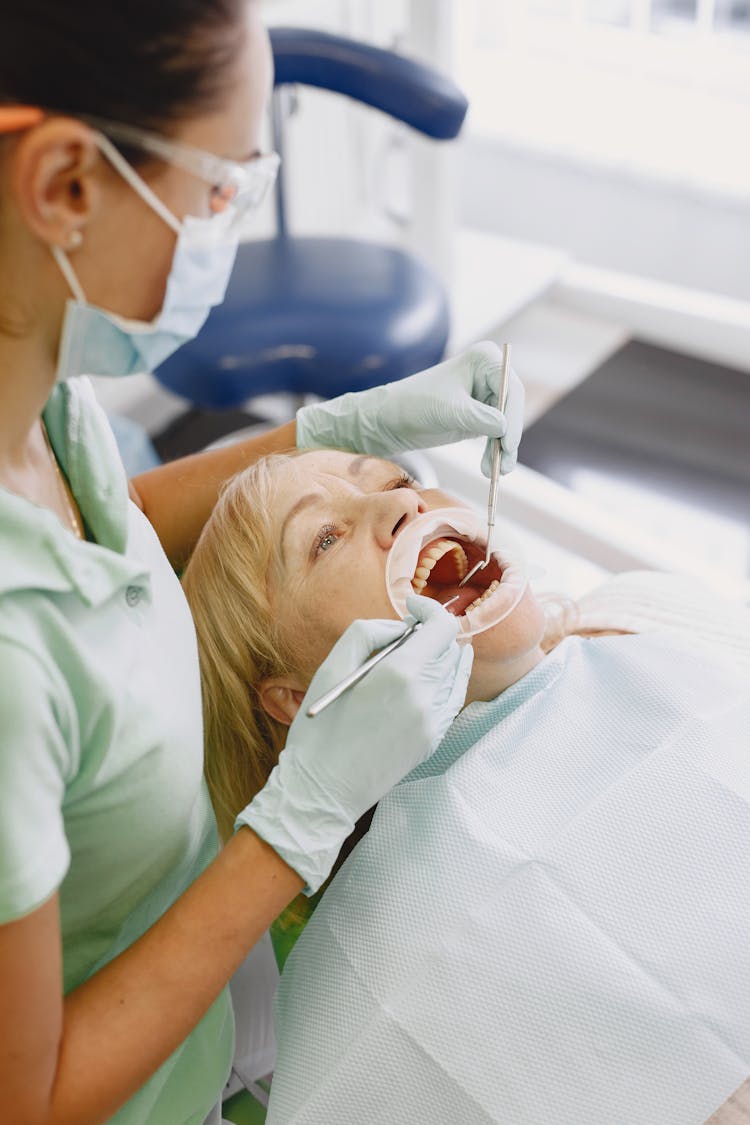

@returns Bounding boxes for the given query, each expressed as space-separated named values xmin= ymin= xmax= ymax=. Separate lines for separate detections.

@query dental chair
xmin=152 ymin=26 xmax=468 ymax=415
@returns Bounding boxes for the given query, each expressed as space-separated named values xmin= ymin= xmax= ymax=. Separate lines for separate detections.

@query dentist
xmin=0 ymin=3 xmax=522 ymax=1123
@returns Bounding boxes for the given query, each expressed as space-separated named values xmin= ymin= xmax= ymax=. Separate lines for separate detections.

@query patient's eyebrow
xmin=347 ymin=454 xmax=378 ymax=477
xmin=281 ymin=493 xmax=319 ymax=560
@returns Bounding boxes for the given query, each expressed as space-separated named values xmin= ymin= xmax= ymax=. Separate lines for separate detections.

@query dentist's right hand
xmin=236 ymin=596 xmax=473 ymax=894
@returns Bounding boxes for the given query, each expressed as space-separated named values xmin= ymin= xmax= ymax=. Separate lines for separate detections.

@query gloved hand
xmin=296 ymin=339 xmax=525 ymax=477
xmin=236 ymin=596 xmax=473 ymax=894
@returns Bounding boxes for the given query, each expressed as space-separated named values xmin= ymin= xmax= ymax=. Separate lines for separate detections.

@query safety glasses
xmin=0 ymin=106 xmax=280 ymax=223
xmin=81 ymin=115 xmax=280 ymax=221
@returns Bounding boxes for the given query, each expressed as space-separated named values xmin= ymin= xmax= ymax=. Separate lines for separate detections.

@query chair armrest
xmin=268 ymin=26 xmax=468 ymax=140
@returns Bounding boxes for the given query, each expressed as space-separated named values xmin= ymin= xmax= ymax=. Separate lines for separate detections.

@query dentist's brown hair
xmin=0 ymin=1 xmax=247 ymax=148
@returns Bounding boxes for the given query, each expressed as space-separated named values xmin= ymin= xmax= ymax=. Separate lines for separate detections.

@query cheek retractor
xmin=306 ymin=508 xmax=527 ymax=718
xmin=385 ymin=508 xmax=527 ymax=640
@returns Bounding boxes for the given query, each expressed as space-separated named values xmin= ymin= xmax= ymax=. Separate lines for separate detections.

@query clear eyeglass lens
xmin=214 ymin=162 xmax=276 ymax=217
xmin=199 ymin=154 xmax=279 ymax=228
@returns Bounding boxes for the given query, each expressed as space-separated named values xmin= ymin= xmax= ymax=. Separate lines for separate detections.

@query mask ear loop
xmin=93 ymin=131 xmax=182 ymax=236
xmin=51 ymin=129 xmax=184 ymax=300
xmin=51 ymin=244 xmax=87 ymax=303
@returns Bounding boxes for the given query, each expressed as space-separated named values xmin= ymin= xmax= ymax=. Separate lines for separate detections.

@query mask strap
xmin=51 ymin=245 xmax=87 ymax=303
xmin=94 ymin=132 xmax=182 ymax=236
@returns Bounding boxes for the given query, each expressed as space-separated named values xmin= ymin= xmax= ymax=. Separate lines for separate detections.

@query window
xmin=456 ymin=0 xmax=750 ymax=196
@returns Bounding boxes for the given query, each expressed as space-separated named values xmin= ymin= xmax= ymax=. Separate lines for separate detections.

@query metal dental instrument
xmin=307 ymin=595 xmax=461 ymax=718
xmin=458 ymin=342 xmax=512 ymax=589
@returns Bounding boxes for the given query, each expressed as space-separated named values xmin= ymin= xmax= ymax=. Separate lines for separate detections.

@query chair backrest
xmin=268 ymin=27 xmax=469 ymax=235
xmin=269 ymin=27 xmax=468 ymax=139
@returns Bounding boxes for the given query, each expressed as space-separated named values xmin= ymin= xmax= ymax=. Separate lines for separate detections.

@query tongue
xmin=431 ymin=583 xmax=483 ymax=616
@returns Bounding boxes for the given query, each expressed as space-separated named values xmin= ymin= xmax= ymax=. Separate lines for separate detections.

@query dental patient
xmin=182 ymin=449 xmax=750 ymax=1125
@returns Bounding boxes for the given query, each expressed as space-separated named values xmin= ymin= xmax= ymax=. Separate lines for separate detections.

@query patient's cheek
xmin=472 ymin=588 xmax=546 ymax=662
xmin=287 ymin=563 xmax=400 ymax=680
xmin=286 ymin=608 xmax=348 ymax=684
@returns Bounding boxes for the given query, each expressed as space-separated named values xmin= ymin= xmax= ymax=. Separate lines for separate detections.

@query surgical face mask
xmin=385 ymin=507 xmax=528 ymax=641
xmin=51 ymin=132 xmax=241 ymax=380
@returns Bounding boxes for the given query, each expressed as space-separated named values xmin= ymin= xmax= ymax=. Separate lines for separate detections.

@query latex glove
xmin=236 ymin=596 xmax=473 ymax=894
xmin=296 ymin=339 xmax=525 ymax=476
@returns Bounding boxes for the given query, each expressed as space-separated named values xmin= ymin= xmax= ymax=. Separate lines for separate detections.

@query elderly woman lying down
xmin=182 ymin=449 xmax=750 ymax=1125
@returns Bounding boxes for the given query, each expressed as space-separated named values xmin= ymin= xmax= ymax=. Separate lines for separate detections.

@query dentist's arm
xmin=131 ymin=419 xmax=297 ymax=569
xmin=1 ymin=830 xmax=302 ymax=1125
xmin=1 ymin=600 xmax=470 ymax=1125
xmin=131 ymin=342 xmax=524 ymax=570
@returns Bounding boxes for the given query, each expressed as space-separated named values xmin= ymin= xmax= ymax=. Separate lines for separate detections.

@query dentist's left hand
xmin=235 ymin=596 xmax=473 ymax=895
xmin=296 ymin=339 xmax=525 ymax=476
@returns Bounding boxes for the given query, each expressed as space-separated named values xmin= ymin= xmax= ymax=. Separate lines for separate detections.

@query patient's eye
xmin=387 ymin=472 xmax=418 ymax=490
xmin=314 ymin=523 xmax=340 ymax=555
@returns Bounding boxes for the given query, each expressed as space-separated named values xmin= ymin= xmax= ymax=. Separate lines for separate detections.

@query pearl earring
xmin=67 ymin=230 xmax=83 ymax=251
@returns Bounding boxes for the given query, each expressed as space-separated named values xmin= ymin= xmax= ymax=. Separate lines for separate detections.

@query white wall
xmin=260 ymin=0 xmax=463 ymax=278
xmin=260 ymin=0 xmax=407 ymax=243
xmin=263 ymin=1 xmax=750 ymax=310
xmin=459 ymin=134 xmax=750 ymax=303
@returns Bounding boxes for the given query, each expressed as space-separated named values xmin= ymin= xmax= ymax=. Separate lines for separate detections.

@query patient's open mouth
xmin=411 ymin=536 xmax=504 ymax=617
xmin=386 ymin=507 xmax=527 ymax=637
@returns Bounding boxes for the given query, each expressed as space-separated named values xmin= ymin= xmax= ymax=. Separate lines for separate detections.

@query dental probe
xmin=307 ymin=596 xmax=460 ymax=718
xmin=458 ymin=342 xmax=512 ymax=588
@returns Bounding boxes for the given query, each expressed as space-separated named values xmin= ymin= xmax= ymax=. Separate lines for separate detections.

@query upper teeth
xmin=411 ymin=538 xmax=468 ymax=593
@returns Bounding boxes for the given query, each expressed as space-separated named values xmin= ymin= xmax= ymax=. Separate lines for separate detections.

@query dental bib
xmin=385 ymin=508 xmax=528 ymax=639
xmin=267 ymin=633 xmax=750 ymax=1125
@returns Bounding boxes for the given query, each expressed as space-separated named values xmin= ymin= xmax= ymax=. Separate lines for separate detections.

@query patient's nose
xmin=370 ymin=488 xmax=422 ymax=550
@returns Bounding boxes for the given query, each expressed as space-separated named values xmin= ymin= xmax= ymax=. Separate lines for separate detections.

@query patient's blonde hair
xmin=184 ymin=450 xmax=585 ymax=842
xmin=182 ymin=453 xmax=305 ymax=841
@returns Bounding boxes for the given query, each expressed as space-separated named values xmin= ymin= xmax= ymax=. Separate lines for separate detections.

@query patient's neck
xmin=463 ymin=645 xmax=545 ymax=707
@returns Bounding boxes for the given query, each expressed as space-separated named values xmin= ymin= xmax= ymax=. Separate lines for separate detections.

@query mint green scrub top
xmin=0 ymin=377 xmax=233 ymax=1124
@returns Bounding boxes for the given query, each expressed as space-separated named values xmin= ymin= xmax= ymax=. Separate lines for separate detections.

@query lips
xmin=411 ymin=536 xmax=504 ymax=617
xmin=385 ymin=506 xmax=527 ymax=638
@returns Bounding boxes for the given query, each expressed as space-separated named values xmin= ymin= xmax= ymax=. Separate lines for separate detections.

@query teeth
xmin=464 ymin=579 xmax=500 ymax=614
xmin=411 ymin=537 xmax=469 ymax=593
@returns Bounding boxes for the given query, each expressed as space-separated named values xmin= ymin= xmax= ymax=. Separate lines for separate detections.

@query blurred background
xmin=97 ymin=0 xmax=750 ymax=596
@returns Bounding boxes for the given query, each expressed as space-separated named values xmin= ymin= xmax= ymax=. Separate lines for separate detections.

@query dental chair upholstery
xmin=153 ymin=27 xmax=469 ymax=410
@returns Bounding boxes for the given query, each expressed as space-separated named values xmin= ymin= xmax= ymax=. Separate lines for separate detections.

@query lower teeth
xmin=465 ymin=579 xmax=500 ymax=613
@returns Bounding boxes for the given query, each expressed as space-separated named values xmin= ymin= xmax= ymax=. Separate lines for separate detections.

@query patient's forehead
xmin=270 ymin=451 xmax=402 ymax=526
xmin=291 ymin=449 xmax=396 ymax=481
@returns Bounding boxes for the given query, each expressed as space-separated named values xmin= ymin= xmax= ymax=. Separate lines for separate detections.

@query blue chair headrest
xmin=269 ymin=27 xmax=468 ymax=140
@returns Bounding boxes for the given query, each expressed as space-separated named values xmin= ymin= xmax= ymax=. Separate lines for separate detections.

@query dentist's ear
xmin=11 ymin=118 xmax=102 ymax=248
xmin=258 ymin=677 xmax=307 ymax=726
